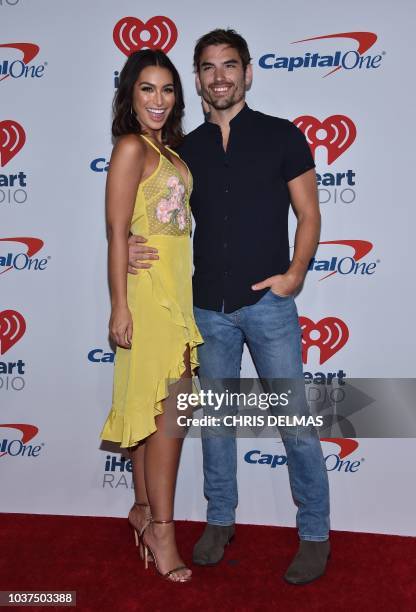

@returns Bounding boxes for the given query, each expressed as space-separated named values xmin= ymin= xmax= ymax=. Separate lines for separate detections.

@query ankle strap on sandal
xmin=134 ymin=502 xmax=150 ymax=508
xmin=152 ymin=519 xmax=173 ymax=524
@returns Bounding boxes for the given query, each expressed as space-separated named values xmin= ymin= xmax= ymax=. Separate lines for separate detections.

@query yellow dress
xmin=100 ymin=135 xmax=203 ymax=447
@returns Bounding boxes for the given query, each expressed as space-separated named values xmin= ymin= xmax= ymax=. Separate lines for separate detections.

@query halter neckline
xmin=140 ymin=135 xmax=190 ymax=193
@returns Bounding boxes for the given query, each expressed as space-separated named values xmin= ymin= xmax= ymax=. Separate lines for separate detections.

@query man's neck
xmin=208 ymin=99 xmax=246 ymax=132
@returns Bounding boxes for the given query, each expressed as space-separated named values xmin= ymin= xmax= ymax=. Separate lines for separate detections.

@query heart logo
xmin=113 ymin=16 xmax=178 ymax=56
xmin=299 ymin=316 xmax=349 ymax=364
xmin=293 ymin=115 xmax=356 ymax=164
xmin=0 ymin=120 xmax=26 ymax=167
xmin=0 ymin=310 xmax=26 ymax=355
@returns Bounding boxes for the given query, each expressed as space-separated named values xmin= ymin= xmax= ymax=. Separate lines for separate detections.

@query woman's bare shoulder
xmin=112 ymin=133 xmax=147 ymax=158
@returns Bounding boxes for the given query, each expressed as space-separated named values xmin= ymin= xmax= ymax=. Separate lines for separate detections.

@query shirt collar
xmin=229 ymin=103 xmax=251 ymax=126
xmin=204 ymin=103 xmax=252 ymax=130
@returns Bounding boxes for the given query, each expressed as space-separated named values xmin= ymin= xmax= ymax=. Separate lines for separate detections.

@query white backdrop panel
xmin=1 ymin=0 xmax=415 ymax=536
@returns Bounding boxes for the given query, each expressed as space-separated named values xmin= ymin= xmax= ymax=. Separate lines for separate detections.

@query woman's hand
xmin=110 ymin=305 xmax=133 ymax=348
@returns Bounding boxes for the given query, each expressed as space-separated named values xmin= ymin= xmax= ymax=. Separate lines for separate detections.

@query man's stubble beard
xmin=209 ymin=98 xmax=237 ymax=110
xmin=202 ymin=87 xmax=245 ymax=112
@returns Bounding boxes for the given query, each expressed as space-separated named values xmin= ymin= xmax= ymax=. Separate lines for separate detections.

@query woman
xmin=100 ymin=49 xmax=203 ymax=583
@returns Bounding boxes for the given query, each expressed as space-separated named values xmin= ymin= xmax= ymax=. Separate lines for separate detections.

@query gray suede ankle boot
xmin=284 ymin=540 xmax=331 ymax=584
xmin=193 ymin=524 xmax=235 ymax=566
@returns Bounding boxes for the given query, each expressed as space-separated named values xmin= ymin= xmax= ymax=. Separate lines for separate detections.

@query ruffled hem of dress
xmin=100 ymin=330 xmax=202 ymax=448
xmin=100 ymin=267 xmax=203 ymax=448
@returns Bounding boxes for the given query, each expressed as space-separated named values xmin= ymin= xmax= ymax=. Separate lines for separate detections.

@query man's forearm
xmin=288 ymin=211 xmax=321 ymax=281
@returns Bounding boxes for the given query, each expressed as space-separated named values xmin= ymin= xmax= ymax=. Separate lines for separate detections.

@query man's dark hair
xmin=193 ymin=29 xmax=252 ymax=72
xmin=112 ymin=49 xmax=184 ymax=147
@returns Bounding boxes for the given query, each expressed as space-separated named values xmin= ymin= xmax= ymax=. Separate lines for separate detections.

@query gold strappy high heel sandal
xmin=128 ymin=502 xmax=153 ymax=562
xmin=141 ymin=519 xmax=192 ymax=583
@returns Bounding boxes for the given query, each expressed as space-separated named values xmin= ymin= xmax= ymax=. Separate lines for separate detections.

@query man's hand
xmin=252 ymin=271 xmax=303 ymax=297
xmin=127 ymin=234 xmax=159 ymax=274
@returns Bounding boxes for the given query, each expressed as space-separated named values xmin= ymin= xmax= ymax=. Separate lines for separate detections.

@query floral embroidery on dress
xmin=156 ymin=175 xmax=189 ymax=231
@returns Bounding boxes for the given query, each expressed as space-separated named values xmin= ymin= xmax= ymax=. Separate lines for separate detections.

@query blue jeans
xmin=194 ymin=290 xmax=330 ymax=541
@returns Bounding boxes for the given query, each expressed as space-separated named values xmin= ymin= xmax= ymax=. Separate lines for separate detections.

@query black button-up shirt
xmin=178 ymin=104 xmax=315 ymax=313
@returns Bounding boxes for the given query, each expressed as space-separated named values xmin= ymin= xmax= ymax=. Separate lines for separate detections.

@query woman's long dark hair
xmin=112 ymin=49 xmax=184 ymax=147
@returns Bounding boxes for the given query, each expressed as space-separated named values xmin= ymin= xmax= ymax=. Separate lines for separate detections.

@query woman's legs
xmin=128 ymin=442 xmax=151 ymax=536
xmin=130 ymin=347 xmax=193 ymax=580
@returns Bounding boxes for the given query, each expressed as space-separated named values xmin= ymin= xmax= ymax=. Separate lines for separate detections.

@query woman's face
xmin=132 ymin=65 xmax=175 ymax=133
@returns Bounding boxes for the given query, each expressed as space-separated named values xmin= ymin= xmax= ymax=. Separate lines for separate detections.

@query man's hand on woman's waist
xmin=127 ymin=234 xmax=159 ymax=274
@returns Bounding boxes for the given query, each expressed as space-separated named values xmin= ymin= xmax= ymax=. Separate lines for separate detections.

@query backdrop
xmin=1 ymin=0 xmax=415 ymax=536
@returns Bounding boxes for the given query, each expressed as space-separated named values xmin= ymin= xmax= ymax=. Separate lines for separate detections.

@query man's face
xmin=196 ymin=44 xmax=252 ymax=111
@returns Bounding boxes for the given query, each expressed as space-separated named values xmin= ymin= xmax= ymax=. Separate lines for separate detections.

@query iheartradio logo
xmin=299 ymin=316 xmax=349 ymax=364
xmin=113 ymin=16 xmax=178 ymax=56
xmin=0 ymin=309 xmax=26 ymax=355
xmin=0 ymin=120 xmax=25 ymax=166
xmin=294 ymin=115 xmax=356 ymax=164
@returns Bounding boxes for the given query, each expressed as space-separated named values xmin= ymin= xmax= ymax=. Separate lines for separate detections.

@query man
xmin=128 ymin=29 xmax=330 ymax=584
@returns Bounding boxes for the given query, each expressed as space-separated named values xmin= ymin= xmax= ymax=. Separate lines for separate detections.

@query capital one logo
xmin=308 ymin=240 xmax=378 ymax=280
xmin=245 ymin=438 xmax=362 ymax=473
xmin=0 ymin=120 xmax=25 ymax=166
xmin=0 ymin=237 xmax=48 ymax=274
xmin=113 ymin=16 xmax=178 ymax=56
xmin=294 ymin=115 xmax=356 ymax=164
xmin=0 ymin=42 xmax=45 ymax=82
xmin=299 ymin=316 xmax=349 ymax=365
xmin=259 ymin=31 xmax=383 ymax=77
xmin=0 ymin=310 xmax=26 ymax=354
xmin=0 ymin=423 xmax=41 ymax=458
xmin=321 ymin=438 xmax=359 ymax=459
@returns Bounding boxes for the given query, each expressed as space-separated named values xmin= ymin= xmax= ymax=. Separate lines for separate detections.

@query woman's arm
xmin=106 ymin=134 xmax=145 ymax=347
